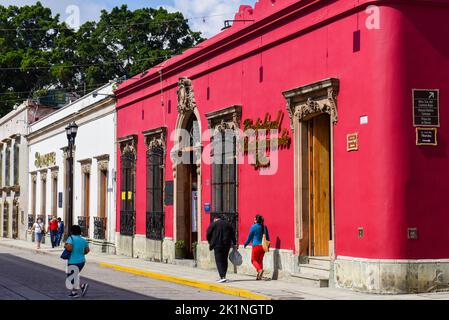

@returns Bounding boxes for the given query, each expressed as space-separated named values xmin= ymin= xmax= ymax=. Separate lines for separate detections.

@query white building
xmin=26 ymin=84 xmax=117 ymax=253
xmin=0 ymin=100 xmax=57 ymax=240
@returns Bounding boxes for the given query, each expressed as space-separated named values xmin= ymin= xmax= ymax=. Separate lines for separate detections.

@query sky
xmin=0 ymin=0 xmax=257 ymax=38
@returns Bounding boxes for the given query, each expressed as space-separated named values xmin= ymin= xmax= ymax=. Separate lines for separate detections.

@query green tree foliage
xmin=0 ymin=2 xmax=203 ymax=116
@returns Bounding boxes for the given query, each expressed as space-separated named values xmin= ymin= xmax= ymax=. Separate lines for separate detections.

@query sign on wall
xmin=346 ymin=133 xmax=359 ymax=152
xmin=416 ymin=128 xmax=437 ymax=146
xmin=413 ymin=89 xmax=439 ymax=127
xmin=164 ymin=180 xmax=174 ymax=205
xmin=35 ymin=152 xmax=56 ymax=168
xmin=58 ymin=192 xmax=63 ymax=208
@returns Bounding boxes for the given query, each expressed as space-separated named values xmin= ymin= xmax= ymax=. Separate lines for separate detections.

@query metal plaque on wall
xmin=416 ymin=128 xmax=437 ymax=146
xmin=164 ymin=180 xmax=174 ymax=205
xmin=58 ymin=192 xmax=63 ymax=208
xmin=413 ymin=89 xmax=439 ymax=127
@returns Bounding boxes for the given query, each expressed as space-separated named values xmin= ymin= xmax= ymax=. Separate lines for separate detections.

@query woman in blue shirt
xmin=65 ymin=225 xmax=90 ymax=298
xmin=244 ymin=215 xmax=270 ymax=280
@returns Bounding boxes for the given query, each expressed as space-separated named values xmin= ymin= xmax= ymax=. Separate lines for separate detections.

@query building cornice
xmin=26 ymin=96 xmax=115 ymax=143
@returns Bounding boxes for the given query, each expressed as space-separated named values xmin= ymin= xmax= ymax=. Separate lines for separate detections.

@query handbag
xmin=262 ymin=226 xmax=271 ymax=253
xmin=60 ymin=236 xmax=72 ymax=260
xmin=228 ymin=247 xmax=243 ymax=266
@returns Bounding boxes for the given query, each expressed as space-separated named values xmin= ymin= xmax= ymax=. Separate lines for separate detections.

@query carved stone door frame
xmin=171 ymin=77 xmax=203 ymax=244
xmin=283 ymin=78 xmax=339 ymax=259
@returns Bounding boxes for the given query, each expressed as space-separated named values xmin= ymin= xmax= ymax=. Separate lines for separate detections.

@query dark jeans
xmin=67 ymin=262 xmax=85 ymax=291
xmin=56 ymin=232 xmax=63 ymax=246
xmin=214 ymin=246 xmax=230 ymax=279
xmin=50 ymin=230 xmax=58 ymax=248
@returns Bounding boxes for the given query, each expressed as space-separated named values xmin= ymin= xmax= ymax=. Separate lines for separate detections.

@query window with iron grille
xmin=120 ymin=143 xmax=136 ymax=236
xmin=211 ymin=129 xmax=238 ymax=235
xmin=146 ymin=145 xmax=164 ymax=240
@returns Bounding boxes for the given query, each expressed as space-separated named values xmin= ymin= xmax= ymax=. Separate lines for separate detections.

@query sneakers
xmin=68 ymin=291 xmax=80 ymax=298
xmin=81 ymin=283 xmax=89 ymax=297
xmin=217 ymin=278 xmax=228 ymax=283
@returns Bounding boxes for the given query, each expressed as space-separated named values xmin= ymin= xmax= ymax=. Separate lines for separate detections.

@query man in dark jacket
xmin=206 ymin=215 xmax=237 ymax=283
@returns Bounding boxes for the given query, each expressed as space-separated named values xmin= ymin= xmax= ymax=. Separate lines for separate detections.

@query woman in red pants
xmin=244 ymin=215 xmax=270 ymax=280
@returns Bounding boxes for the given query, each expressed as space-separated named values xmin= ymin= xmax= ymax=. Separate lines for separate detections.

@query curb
xmin=99 ymin=262 xmax=271 ymax=300
xmin=0 ymin=241 xmax=57 ymax=256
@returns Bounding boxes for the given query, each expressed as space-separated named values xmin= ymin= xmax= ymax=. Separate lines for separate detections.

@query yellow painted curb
xmin=99 ymin=262 xmax=271 ymax=300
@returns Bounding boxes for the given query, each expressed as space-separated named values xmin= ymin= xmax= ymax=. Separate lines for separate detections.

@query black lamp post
xmin=65 ymin=121 xmax=78 ymax=237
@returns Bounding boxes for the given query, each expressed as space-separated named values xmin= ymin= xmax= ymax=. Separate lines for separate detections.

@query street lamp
xmin=65 ymin=121 xmax=78 ymax=237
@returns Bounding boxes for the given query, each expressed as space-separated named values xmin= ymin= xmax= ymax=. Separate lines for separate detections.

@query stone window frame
xmin=118 ymin=134 xmax=137 ymax=236
xmin=205 ymin=105 xmax=242 ymax=237
xmin=50 ymin=167 xmax=59 ymax=217
xmin=39 ymin=169 xmax=48 ymax=218
xmin=94 ymin=154 xmax=110 ymax=240
xmin=143 ymin=127 xmax=167 ymax=241
xmin=78 ymin=158 xmax=92 ymax=234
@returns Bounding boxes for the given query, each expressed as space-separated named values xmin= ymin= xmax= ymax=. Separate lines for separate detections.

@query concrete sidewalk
xmin=1 ymin=238 xmax=449 ymax=300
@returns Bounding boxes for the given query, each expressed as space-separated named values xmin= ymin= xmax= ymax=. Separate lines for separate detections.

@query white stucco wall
xmin=27 ymin=84 xmax=117 ymax=243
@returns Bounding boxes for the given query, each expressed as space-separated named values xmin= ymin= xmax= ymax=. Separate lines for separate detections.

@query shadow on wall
xmin=272 ymin=236 xmax=282 ymax=280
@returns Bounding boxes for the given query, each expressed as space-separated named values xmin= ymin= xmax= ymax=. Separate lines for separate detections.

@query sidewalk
xmin=2 ymin=238 xmax=449 ymax=300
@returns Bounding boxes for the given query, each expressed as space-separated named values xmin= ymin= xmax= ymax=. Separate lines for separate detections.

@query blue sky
xmin=1 ymin=0 xmax=257 ymax=38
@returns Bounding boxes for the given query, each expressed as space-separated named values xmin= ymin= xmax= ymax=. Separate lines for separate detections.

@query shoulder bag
xmin=60 ymin=236 xmax=72 ymax=260
xmin=262 ymin=226 xmax=270 ymax=253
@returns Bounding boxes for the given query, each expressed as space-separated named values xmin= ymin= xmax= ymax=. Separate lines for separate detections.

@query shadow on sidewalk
xmin=0 ymin=253 xmax=161 ymax=300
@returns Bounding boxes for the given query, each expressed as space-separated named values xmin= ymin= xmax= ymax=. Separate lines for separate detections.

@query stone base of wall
xmin=335 ymin=256 xmax=449 ymax=294
xmin=131 ymin=235 xmax=163 ymax=261
xmin=88 ymin=239 xmax=116 ymax=255
xmin=195 ymin=244 xmax=297 ymax=280
xmin=162 ymin=238 xmax=175 ymax=263
xmin=196 ymin=242 xmax=215 ymax=270
xmin=115 ymin=233 xmax=133 ymax=257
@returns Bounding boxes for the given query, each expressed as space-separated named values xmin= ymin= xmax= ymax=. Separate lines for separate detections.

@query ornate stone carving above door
xmin=177 ymin=77 xmax=197 ymax=114
xmin=283 ymin=78 xmax=339 ymax=129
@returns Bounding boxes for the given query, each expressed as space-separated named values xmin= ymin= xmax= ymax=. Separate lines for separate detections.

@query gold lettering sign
xmin=241 ymin=111 xmax=291 ymax=169
xmin=35 ymin=152 xmax=56 ymax=168
xmin=347 ymin=133 xmax=359 ymax=152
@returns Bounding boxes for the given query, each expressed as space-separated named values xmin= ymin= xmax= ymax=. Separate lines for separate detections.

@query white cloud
xmin=0 ymin=0 xmax=108 ymax=26
xmin=165 ymin=0 xmax=256 ymax=38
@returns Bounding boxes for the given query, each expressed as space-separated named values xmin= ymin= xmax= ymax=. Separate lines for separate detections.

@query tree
xmin=0 ymin=3 xmax=203 ymax=116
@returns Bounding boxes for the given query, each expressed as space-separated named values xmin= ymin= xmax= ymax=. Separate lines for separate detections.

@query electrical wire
xmin=0 ymin=12 xmax=235 ymax=32
xmin=0 ymin=86 xmax=111 ymax=105
xmin=0 ymin=54 xmax=175 ymax=71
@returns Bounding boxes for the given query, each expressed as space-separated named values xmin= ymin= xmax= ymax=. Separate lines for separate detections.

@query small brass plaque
xmin=347 ymin=133 xmax=359 ymax=152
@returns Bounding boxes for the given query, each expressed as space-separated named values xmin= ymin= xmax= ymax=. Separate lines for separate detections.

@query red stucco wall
xmin=116 ymin=0 xmax=449 ymax=259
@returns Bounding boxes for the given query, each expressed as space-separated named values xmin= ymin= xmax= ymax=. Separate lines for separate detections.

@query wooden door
xmin=176 ymin=164 xmax=191 ymax=250
xmin=308 ymin=114 xmax=331 ymax=256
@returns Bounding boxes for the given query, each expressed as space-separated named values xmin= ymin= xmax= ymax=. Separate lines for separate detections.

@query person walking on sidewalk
xmin=244 ymin=214 xmax=270 ymax=280
xmin=31 ymin=217 xmax=45 ymax=249
xmin=56 ymin=218 xmax=64 ymax=247
xmin=64 ymin=225 xmax=90 ymax=298
xmin=206 ymin=214 xmax=237 ymax=283
xmin=48 ymin=216 xmax=59 ymax=248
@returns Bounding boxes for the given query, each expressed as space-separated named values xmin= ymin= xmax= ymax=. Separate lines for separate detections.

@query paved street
xmin=0 ymin=246 xmax=240 ymax=300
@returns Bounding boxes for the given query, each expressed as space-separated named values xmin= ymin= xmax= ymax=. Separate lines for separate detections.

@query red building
xmin=115 ymin=0 xmax=449 ymax=293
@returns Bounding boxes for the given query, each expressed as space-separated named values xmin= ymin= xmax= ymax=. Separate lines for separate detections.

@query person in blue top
xmin=65 ymin=225 xmax=90 ymax=298
xmin=244 ymin=214 xmax=270 ymax=280
xmin=56 ymin=218 xmax=64 ymax=247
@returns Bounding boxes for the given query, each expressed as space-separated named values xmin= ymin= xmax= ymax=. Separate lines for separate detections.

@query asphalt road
xmin=0 ymin=246 xmax=241 ymax=300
